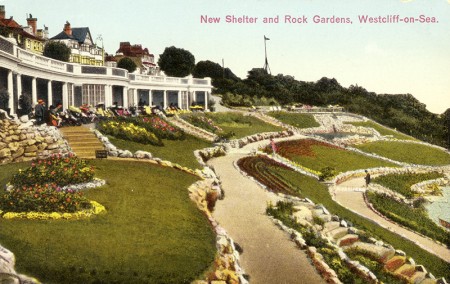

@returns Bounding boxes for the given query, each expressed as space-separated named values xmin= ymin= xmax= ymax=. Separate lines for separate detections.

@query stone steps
xmin=60 ymin=126 xmax=104 ymax=159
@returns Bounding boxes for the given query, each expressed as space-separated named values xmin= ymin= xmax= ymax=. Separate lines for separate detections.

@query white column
xmin=47 ymin=80 xmax=53 ymax=106
xmin=186 ymin=91 xmax=189 ymax=109
xmin=177 ymin=91 xmax=181 ymax=109
xmin=7 ymin=70 xmax=13 ymax=113
xmin=133 ymin=89 xmax=138 ymax=106
xmin=62 ymin=82 xmax=68 ymax=110
xmin=163 ymin=90 xmax=167 ymax=109
xmin=16 ymin=74 xmax=22 ymax=108
xmin=70 ymin=83 xmax=75 ymax=107
xmin=149 ymin=90 xmax=153 ymax=106
xmin=32 ymin=77 xmax=37 ymax=104
xmin=204 ymin=92 xmax=208 ymax=110
xmin=123 ymin=86 xmax=128 ymax=108
xmin=105 ymin=85 xmax=112 ymax=107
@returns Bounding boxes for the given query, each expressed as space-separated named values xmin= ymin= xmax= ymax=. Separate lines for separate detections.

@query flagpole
xmin=263 ymin=36 xmax=271 ymax=74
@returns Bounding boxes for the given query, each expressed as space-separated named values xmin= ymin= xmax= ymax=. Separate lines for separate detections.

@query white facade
xmin=0 ymin=35 xmax=211 ymax=114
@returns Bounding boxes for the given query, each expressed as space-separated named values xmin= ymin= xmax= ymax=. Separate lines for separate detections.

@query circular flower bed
xmin=0 ymin=155 xmax=105 ymax=219
xmin=9 ymin=153 xmax=95 ymax=188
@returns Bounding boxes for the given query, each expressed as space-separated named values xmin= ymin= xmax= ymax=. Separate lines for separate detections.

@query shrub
xmin=319 ymin=166 xmax=337 ymax=181
xmin=10 ymin=154 xmax=95 ymax=188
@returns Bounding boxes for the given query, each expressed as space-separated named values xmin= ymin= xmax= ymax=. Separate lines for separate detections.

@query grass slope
xmin=206 ymin=112 xmax=284 ymax=138
xmin=267 ymin=111 xmax=320 ymax=128
xmin=0 ymin=160 xmax=216 ymax=284
xmin=108 ymin=135 xmax=211 ymax=170
xmin=355 ymin=141 xmax=450 ymax=165
xmin=344 ymin=121 xmax=416 ymax=140
xmin=274 ymin=139 xmax=396 ymax=173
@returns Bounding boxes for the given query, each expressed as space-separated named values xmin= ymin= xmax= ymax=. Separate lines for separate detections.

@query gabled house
xmin=0 ymin=6 xmax=45 ymax=55
xmin=49 ymin=21 xmax=103 ymax=66
xmin=112 ymin=41 xmax=159 ymax=75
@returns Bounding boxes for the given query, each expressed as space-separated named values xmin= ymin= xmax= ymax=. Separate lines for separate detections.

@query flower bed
xmin=0 ymin=156 xmax=103 ymax=216
xmin=237 ymin=155 xmax=301 ymax=196
xmin=0 ymin=183 xmax=91 ymax=213
xmin=9 ymin=154 xmax=95 ymax=188
xmin=141 ymin=116 xmax=185 ymax=140
xmin=181 ymin=113 xmax=223 ymax=133
xmin=97 ymin=120 xmax=163 ymax=146
xmin=0 ymin=201 xmax=106 ymax=220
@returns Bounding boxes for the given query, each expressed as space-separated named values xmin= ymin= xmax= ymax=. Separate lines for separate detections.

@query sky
xmin=2 ymin=0 xmax=449 ymax=113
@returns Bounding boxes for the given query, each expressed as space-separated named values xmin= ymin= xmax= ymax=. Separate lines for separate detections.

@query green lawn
xmin=108 ymin=134 xmax=212 ymax=170
xmin=239 ymin=157 xmax=450 ymax=279
xmin=0 ymin=160 xmax=216 ymax=284
xmin=354 ymin=141 xmax=450 ymax=165
xmin=344 ymin=121 xmax=416 ymax=140
xmin=372 ymin=172 xmax=444 ymax=198
xmin=267 ymin=111 xmax=320 ymax=128
xmin=274 ymin=139 xmax=397 ymax=174
xmin=206 ymin=112 xmax=284 ymax=138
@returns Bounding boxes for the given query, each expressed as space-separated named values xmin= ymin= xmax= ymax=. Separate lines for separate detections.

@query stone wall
xmin=0 ymin=119 xmax=71 ymax=164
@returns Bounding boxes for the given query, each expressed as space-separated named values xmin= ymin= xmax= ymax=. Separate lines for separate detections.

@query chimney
xmin=0 ymin=5 xmax=5 ymax=20
xmin=27 ymin=13 xmax=37 ymax=35
xmin=63 ymin=21 xmax=72 ymax=36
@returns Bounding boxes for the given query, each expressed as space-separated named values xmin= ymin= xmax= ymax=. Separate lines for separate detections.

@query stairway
xmin=59 ymin=126 xmax=105 ymax=159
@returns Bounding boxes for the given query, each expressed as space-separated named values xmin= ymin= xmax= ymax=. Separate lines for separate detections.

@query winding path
xmin=209 ymin=144 xmax=325 ymax=283
xmin=334 ymin=177 xmax=450 ymax=262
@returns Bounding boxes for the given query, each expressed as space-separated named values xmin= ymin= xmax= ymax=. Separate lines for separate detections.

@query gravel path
xmin=209 ymin=151 xmax=325 ymax=284
xmin=335 ymin=178 xmax=450 ymax=262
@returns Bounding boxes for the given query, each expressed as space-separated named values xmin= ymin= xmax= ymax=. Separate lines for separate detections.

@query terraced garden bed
xmin=237 ymin=155 xmax=450 ymax=279
xmin=182 ymin=112 xmax=284 ymax=139
xmin=267 ymin=112 xmax=320 ymax=128
xmin=373 ymin=172 xmax=444 ymax=198
xmin=354 ymin=141 xmax=450 ymax=165
xmin=366 ymin=191 xmax=450 ymax=246
xmin=344 ymin=121 xmax=416 ymax=140
xmin=264 ymin=139 xmax=396 ymax=174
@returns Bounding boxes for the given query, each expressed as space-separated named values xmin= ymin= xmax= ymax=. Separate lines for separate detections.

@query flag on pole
xmin=264 ymin=35 xmax=270 ymax=40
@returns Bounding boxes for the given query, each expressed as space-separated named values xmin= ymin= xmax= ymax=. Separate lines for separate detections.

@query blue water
xmin=425 ymin=186 xmax=450 ymax=226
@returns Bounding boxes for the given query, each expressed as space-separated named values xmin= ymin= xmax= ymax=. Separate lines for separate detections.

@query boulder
xmin=27 ymin=139 xmax=37 ymax=146
xmin=37 ymin=143 xmax=48 ymax=151
xmin=118 ymin=150 xmax=133 ymax=158
xmin=10 ymin=135 xmax=20 ymax=141
xmin=8 ymin=142 xmax=20 ymax=152
xmin=0 ymin=141 xmax=6 ymax=150
xmin=24 ymin=145 xmax=38 ymax=153
xmin=11 ymin=148 xmax=24 ymax=159
xmin=45 ymin=137 xmax=54 ymax=144
xmin=23 ymin=152 xmax=37 ymax=157
xmin=47 ymin=143 xmax=61 ymax=150
xmin=0 ymin=148 xmax=11 ymax=158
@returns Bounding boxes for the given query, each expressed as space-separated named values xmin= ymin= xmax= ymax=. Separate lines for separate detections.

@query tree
xmin=193 ymin=60 xmax=240 ymax=81
xmin=117 ymin=57 xmax=137 ymax=73
xmin=43 ymin=41 xmax=71 ymax=62
xmin=158 ymin=46 xmax=195 ymax=77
